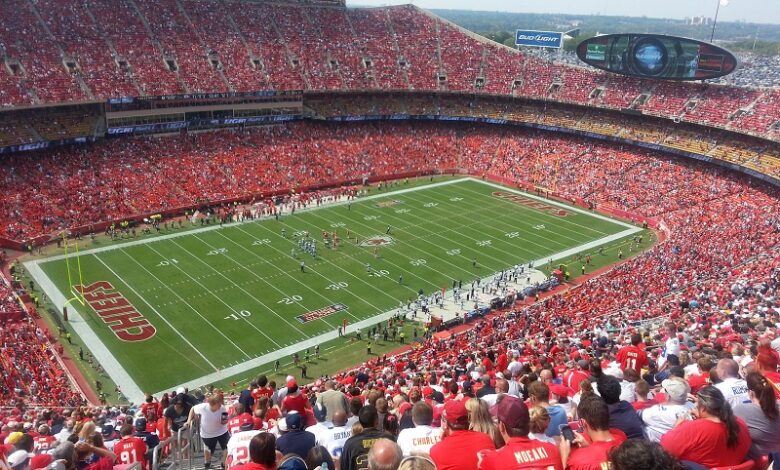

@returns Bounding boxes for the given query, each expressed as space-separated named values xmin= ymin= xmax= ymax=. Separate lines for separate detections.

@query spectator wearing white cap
xmin=639 ymin=377 xmax=694 ymax=442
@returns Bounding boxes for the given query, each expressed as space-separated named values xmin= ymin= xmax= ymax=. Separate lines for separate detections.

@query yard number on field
xmin=477 ymin=240 xmax=492 ymax=247
xmin=364 ymin=215 xmax=379 ymax=221
xmin=157 ymin=259 xmax=179 ymax=267
xmin=278 ymin=295 xmax=303 ymax=305
xmin=446 ymin=249 xmax=461 ymax=256
xmin=410 ymin=259 xmax=427 ymax=266
xmin=225 ymin=310 xmax=252 ymax=321
xmin=325 ymin=282 xmax=349 ymax=291
xmin=395 ymin=209 xmax=411 ymax=214
xmin=533 ymin=224 xmax=546 ymax=230
xmin=449 ymin=197 xmax=463 ymax=202
xmin=423 ymin=202 xmax=438 ymax=208
xmin=252 ymin=239 xmax=272 ymax=246
xmin=505 ymin=232 xmax=520 ymax=238
xmin=207 ymin=248 xmax=228 ymax=256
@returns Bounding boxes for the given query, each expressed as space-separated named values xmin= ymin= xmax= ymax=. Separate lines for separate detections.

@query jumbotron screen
xmin=576 ymin=33 xmax=737 ymax=80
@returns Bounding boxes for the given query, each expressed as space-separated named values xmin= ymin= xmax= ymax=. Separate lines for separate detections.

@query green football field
xmin=25 ymin=177 xmax=643 ymax=400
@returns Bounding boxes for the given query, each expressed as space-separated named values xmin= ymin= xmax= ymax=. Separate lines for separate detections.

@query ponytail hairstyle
xmin=697 ymin=386 xmax=741 ymax=448
xmin=745 ymin=372 xmax=779 ymax=421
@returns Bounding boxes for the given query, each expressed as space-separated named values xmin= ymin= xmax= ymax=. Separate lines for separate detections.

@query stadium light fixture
xmin=710 ymin=0 xmax=730 ymax=43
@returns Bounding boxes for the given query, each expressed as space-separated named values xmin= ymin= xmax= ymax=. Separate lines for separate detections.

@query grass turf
xmin=31 ymin=177 xmax=646 ymax=397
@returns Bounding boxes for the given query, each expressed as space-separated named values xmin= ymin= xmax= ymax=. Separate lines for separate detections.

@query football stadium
xmin=0 ymin=0 xmax=779 ymax=469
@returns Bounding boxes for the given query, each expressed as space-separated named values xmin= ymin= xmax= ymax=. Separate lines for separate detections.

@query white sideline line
xmin=23 ymin=261 xmax=145 ymax=402
xmin=33 ymin=178 xmax=471 ymax=265
xmin=155 ymin=224 xmax=641 ymax=396
xmin=25 ymin=177 xmax=643 ymax=402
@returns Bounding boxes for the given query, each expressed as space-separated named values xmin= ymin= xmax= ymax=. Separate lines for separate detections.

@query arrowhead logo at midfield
xmin=359 ymin=235 xmax=394 ymax=247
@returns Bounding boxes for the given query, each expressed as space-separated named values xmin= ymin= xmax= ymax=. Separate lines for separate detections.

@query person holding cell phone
xmin=189 ymin=393 xmax=231 ymax=470
xmin=558 ymin=396 xmax=626 ymax=470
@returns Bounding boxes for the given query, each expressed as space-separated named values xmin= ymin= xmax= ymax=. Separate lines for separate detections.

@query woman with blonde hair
xmin=528 ymin=406 xmax=556 ymax=444
xmin=398 ymin=455 xmax=437 ymax=470
xmin=465 ymin=398 xmax=503 ymax=448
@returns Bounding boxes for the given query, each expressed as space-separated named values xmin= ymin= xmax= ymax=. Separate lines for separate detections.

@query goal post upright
xmin=62 ymin=231 xmax=86 ymax=307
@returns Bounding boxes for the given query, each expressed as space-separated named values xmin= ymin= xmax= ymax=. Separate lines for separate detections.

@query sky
xmin=348 ymin=0 xmax=780 ymax=25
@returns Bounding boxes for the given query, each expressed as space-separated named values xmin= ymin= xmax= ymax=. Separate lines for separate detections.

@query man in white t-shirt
xmin=316 ymin=410 xmax=352 ymax=458
xmin=189 ymin=395 xmax=230 ymax=469
xmin=662 ymin=323 xmax=681 ymax=367
xmin=639 ymin=377 xmax=694 ymax=442
xmin=479 ymin=378 xmax=508 ymax=407
xmin=714 ymin=358 xmax=751 ymax=407
xmin=225 ymin=423 xmax=263 ymax=470
xmin=396 ymin=402 xmax=443 ymax=456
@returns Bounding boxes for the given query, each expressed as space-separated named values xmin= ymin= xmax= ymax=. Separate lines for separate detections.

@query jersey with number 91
xmin=114 ymin=436 xmax=148 ymax=470
xmin=226 ymin=430 xmax=263 ymax=470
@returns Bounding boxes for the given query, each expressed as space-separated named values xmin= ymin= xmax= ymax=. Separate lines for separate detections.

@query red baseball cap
xmin=443 ymin=399 xmax=468 ymax=424
xmin=287 ymin=379 xmax=297 ymax=388
xmin=494 ymin=396 xmax=529 ymax=429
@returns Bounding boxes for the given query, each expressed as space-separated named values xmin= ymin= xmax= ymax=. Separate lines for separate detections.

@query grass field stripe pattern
xmin=93 ymin=254 xmax=219 ymax=370
xmin=213 ymin=227 xmax=382 ymax=319
xmin=32 ymin=178 xmax=470 ymax=264
xmin=24 ymin=178 xmax=644 ymax=401
xmin=24 ymin=260 xmax=147 ymax=401
xmin=119 ymin=244 xmax=258 ymax=354
xmin=157 ymin=224 xmax=640 ymax=397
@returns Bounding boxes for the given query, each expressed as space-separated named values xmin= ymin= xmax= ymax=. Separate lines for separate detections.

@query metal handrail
xmin=152 ymin=435 xmax=175 ymax=470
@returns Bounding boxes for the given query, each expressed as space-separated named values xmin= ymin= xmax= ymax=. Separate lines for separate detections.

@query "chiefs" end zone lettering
xmin=72 ymin=281 xmax=157 ymax=342
xmin=492 ymin=191 xmax=570 ymax=217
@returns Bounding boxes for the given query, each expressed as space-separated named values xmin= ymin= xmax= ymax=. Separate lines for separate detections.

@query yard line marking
xmin=166 ymin=236 xmax=308 ymax=338
xmin=464 ymin=177 xmax=636 ymax=231
xmin=35 ymin=178 xmax=471 ymax=264
xmin=430 ymin=183 xmax=603 ymax=243
xmin=120 ymin=247 xmax=257 ymax=357
xmin=245 ymin=220 xmax=437 ymax=295
xmin=211 ymin=229 xmax=366 ymax=323
xmin=358 ymin=191 xmax=548 ymax=264
xmin=400 ymin=186 xmax=586 ymax=251
xmin=93 ymin=253 xmax=219 ymax=371
xmin=23 ymin=260 xmax=145 ymax=403
xmin=155 ymin=225 xmax=641 ymax=396
xmin=303 ymin=205 xmax=495 ymax=280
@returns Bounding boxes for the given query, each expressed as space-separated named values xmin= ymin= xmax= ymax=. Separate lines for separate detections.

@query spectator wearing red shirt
xmin=755 ymin=343 xmax=780 ymax=399
xmin=228 ymin=404 xmax=254 ymax=435
xmin=33 ymin=425 xmax=57 ymax=454
xmin=281 ymin=381 xmax=308 ymax=416
xmin=478 ymin=396 xmax=562 ymax=470
xmin=616 ymin=334 xmax=649 ymax=375
xmin=251 ymin=376 xmax=274 ymax=411
xmin=564 ymin=361 xmax=590 ymax=392
xmin=232 ymin=433 xmax=277 ymax=470
xmin=113 ymin=425 xmax=148 ymax=470
xmin=429 ymin=399 xmax=495 ymax=470
xmin=686 ymin=356 xmax=713 ymax=394
xmin=559 ymin=396 xmax=627 ymax=470
xmin=140 ymin=395 xmax=162 ymax=432
xmin=661 ymin=385 xmax=752 ymax=468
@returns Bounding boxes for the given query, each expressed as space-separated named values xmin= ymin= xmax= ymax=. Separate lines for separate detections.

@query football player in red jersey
xmin=227 ymin=404 xmax=254 ymax=435
xmin=33 ymin=425 xmax=57 ymax=454
xmin=113 ymin=425 xmax=149 ymax=470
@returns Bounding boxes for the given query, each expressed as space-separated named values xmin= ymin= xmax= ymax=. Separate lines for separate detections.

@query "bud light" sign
xmin=515 ymin=30 xmax=564 ymax=48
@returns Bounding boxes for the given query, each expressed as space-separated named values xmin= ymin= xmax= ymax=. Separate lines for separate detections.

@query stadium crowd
xmin=0 ymin=0 xmax=777 ymax=138
xmin=1 ymin=118 xmax=780 ymax=470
